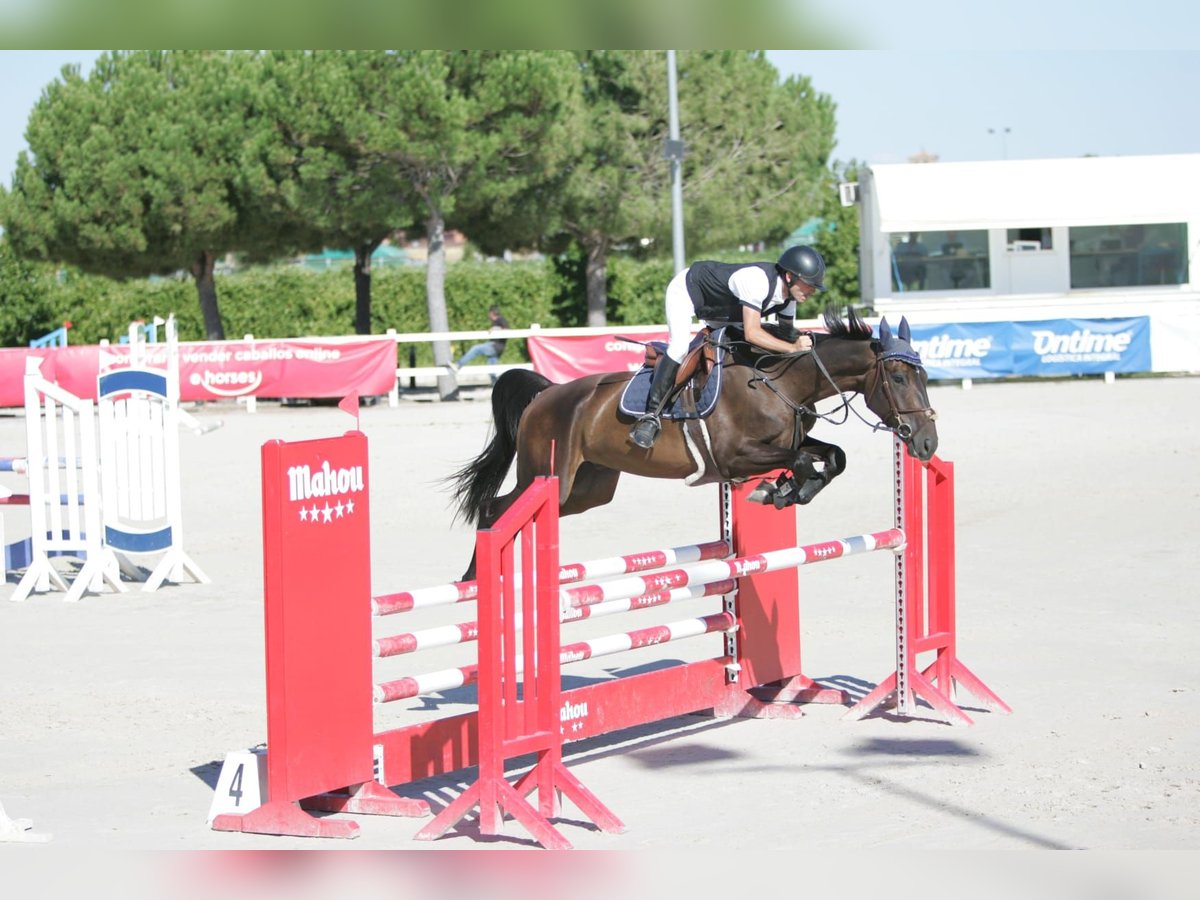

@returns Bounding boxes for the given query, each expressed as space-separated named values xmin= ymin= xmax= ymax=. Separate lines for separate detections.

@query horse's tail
xmin=445 ymin=368 xmax=554 ymax=527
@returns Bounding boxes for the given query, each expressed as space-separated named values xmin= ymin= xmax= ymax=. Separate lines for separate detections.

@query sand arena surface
xmin=1 ymin=375 xmax=1198 ymax=867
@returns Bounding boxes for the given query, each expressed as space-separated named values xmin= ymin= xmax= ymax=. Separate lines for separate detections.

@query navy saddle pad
xmin=618 ymin=327 xmax=726 ymax=420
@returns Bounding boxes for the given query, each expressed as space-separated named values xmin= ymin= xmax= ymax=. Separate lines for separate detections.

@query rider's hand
xmin=794 ymin=333 xmax=813 ymax=352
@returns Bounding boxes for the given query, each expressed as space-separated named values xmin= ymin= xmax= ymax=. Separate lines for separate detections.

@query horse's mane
xmin=819 ymin=305 xmax=874 ymax=342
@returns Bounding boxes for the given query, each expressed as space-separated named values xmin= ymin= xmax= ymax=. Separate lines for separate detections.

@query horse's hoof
xmin=746 ymin=480 xmax=775 ymax=505
xmin=796 ymin=478 xmax=826 ymax=505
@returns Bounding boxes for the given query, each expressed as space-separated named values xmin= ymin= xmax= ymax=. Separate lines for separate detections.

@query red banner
xmin=174 ymin=338 xmax=396 ymax=401
xmin=0 ymin=338 xmax=397 ymax=405
xmin=0 ymin=349 xmax=49 ymax=407
xmin=527 ymin=330 xmax=669 ymax=382
xmin=52 ymin=346 xmax=104 ymax=399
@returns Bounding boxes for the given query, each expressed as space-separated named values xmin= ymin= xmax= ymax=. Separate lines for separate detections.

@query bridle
xmin=860 ymin=348 xmax=938 ymax=440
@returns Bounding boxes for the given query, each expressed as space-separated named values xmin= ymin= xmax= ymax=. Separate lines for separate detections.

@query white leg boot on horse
xmin=629 ymin=356 xmax=681 ymax=449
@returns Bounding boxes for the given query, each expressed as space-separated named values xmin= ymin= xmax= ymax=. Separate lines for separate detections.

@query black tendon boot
xmin=629 ymin=356 xmax=681 ymax=449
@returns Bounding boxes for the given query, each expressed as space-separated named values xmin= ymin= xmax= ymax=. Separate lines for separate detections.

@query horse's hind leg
xmin=459 ymin=485 xmax=526 ymax=582
xmin=559 ymin=462 xmax=620 ymax=516
xmin=459 ymin=427 xmax=587 ymax=581
xmin=458 ymin=465 xmax=616 ymax=582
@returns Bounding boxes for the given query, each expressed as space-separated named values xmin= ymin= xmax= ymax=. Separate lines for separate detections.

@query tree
xmin=263 ymin=51 xmax=420 ymax=336
xmin=680 ymin=53 xmax=836 ymax=251
xmin=0 ymin=51 xmax=316 ymax=340
xmin=351 ymin=51 xmax=584 ymax=398
xmin=549 ymin=50 xmax=836 ymax=326
xmin=0 ymin=236 xmax=57 ymax=346
xmin=807 ymin=160 xmax=863 ymax=314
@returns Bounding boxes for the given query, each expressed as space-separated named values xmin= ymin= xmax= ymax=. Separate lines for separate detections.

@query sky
xmin=1 ymin=49 xmax=102 ymax=186
xmin=778 ymin=0 xmax=1199 ymax=163
xmin=1 ymin=8 xmax=1198 ymax=189
xmin=765 ymin=49 xmax=1200 ymax=165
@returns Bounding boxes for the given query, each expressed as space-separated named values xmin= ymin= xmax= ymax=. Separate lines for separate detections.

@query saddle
xmin=640 ymin=326 xmax=718 ymax=388
xmin=617 ymin=327 xmax=726 ymax=421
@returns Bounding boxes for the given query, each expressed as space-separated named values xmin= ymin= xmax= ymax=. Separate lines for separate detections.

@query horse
xmin=447 ymin=307 xmax=938 ymax=580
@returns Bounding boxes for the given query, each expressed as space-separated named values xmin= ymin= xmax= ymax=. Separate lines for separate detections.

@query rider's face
xmin=789 ymin=278 xmax=817 ymax=300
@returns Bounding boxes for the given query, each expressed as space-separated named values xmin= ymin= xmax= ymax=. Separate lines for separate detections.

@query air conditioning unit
xmin=838 ymin=182 xmax=860 ymax=207
xmin=1007 ymin=240 xmax=1041 ymax=252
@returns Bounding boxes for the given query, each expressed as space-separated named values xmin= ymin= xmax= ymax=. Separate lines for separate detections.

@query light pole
xmin=665 ymin=50 xmax=686 ymax=274
xmin=988 ymin=126 xmax=1011 ymax=160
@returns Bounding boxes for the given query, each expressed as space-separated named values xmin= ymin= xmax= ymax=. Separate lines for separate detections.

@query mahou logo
xmin=287 ymin=459 xmax=365 ymax=524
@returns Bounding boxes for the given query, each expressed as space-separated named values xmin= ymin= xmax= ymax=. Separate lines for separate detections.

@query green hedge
xmin=0 ymin=239 xmax=59 ymax=346
xmin=14 ymin=258 xmax=583 ymax=364
xmin=6 ymin=252 xmax=830 ymax=358
xmin=17 ymin=261 xmax=570 ymax=364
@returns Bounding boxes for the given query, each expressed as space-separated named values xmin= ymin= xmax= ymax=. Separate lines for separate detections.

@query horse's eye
xmin=891 ymin=373 xmax=907 ymax=385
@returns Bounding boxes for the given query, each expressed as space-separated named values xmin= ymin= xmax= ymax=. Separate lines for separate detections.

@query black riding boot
xmin=629 ymin=356 xmax=681 ymax=449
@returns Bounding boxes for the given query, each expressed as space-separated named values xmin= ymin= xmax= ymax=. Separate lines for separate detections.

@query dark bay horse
xmin=448 ymin=307 xmax=938 ymax=579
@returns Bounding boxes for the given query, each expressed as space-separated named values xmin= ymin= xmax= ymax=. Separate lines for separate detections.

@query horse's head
xmin=865 ymin=317 xmax=938 ymax=460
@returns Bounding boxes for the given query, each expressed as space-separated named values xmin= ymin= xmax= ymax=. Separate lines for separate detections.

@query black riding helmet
xmin=777 ymin=244 xmax=827 ymax=291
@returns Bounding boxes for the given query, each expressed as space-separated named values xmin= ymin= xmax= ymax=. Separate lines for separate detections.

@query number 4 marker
xmin=206 ymin=748 xmax=268 ymax=826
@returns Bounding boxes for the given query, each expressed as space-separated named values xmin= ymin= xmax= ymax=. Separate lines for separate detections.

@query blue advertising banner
xmin=1009 ymin=317 xmax=1151 ymax=376
xmin=905 ymin=321 xmax=1013 ymax=381
xmin=902 ymin=317 xmax=1151 ymax=380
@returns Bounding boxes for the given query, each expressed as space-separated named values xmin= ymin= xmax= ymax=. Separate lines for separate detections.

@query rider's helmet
xmin=777 ymin=244 xmax=827 ymax=292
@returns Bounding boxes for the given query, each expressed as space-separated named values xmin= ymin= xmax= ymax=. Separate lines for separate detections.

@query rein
xmin=720 ymin=335 xmax=934 ymax=448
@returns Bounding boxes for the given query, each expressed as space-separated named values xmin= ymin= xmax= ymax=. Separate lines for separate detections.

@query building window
xmin=889 ymin=230 xmax=990 ymax=292
xmin=1007 ymin=227 xmax=1053 ymax=251
xmin=1069 ymin=223 xmax=1188 ymax=289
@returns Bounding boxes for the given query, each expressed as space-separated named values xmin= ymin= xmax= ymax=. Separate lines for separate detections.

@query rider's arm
xmin=742 ymin=306 xmax=812 ymax=354
xmin=728 ymin=268 xmax=811 ymax=354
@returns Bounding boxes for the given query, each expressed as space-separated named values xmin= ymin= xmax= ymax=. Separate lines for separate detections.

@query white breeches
xmin=664 ymin=270 xmax=696 ymax=363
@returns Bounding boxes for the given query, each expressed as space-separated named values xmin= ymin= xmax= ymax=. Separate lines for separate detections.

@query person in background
xmin=451 ymin=305 xmax=509 ymax=384
xmin=894 ymin=232 xmax=929 ymax=291
xmin=628 ymin=245 xmax=823 ymax=449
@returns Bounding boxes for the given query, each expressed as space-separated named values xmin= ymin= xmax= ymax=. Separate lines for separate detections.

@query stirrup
xmin=629 ymin=414 xmax=661 ymax=449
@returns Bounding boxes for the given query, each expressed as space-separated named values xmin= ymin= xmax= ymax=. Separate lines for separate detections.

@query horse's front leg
xmin=747 ymin=455 xmax=818 ymax=509
xmin=726 ymin=436 xmax=805 ymax=507
xmin=789 ymin=437 xmax=847 ymax=505
xmin=745 ymin=438 xmax=847 ymax=508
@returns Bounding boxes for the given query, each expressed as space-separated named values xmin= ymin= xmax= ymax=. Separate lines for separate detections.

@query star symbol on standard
xmin=296 ymin=498 xmax=357 ymax=523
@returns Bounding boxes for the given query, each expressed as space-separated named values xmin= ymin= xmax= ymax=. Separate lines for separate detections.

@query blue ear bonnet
xmin=877 ymin=316 xmax=924 ymax=366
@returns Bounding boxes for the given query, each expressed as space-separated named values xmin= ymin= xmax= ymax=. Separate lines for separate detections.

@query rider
xmin=629 ymin=244 xmax=827 ymax=449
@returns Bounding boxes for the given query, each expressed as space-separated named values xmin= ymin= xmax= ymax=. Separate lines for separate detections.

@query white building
xmin=849 ymin=154 xmax=1200 ymax=374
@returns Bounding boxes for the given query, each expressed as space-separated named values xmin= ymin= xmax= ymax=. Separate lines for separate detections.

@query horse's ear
xmin=878 ymin=317 xmax=893 ymax=344
xmin=898 ymin=317 xmax=911 ymax=343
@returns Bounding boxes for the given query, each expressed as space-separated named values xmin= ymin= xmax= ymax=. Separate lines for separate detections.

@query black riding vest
xmin=685 ymin=261 xmax=785 ymax=322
